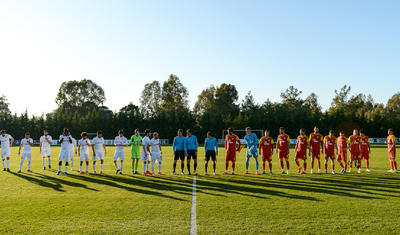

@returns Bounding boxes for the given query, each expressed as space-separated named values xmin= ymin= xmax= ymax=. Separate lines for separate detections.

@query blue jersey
xmin=204 ymin=137 xmax=218 ymax=152
xmin=185 ymin=135 xmax=198 ymax=151
xmin=173 ymin=136 xmax=187 ymax=153
xmin=245 ymin=133 xmax=258 ymax=152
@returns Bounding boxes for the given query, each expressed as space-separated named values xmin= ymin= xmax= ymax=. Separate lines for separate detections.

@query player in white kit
xmin=114 ymin=130 xmax=128 ymax=175
xmin=58 ymin=128 xmax=72 ymax=175
xmin=0 ymin=130 xmax=14 ymax=171
xmin=78 ymin=132 xmax=91 ymax=175
xmin=68 ymin=131 xmax=77 ymax=171
xmin=150 ymin=132 xmax=163 ymax=175
xmin=18 ymin=132 xmax=34 ymax=173
xmin=141 ymin=129 xmax=152 ymax=176
xmin=39 ymin=130 xmax=52 ymax=170
xmin=92 ymin=130 xmax=106 ymax=174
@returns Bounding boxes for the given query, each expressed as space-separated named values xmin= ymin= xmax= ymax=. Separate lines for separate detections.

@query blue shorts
xmin=246 ymin=149 xmax=258 ymax=158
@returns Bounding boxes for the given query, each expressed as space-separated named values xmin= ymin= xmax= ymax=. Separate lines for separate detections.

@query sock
xmin=114 ymin=161 xmax=119 ymax=169
xmin=350 ymin=162 xmax=353 ymax=169
xmin=213 ymin=162 xmax=216 ymax=173
xmin=158 ymin=162 xmax=162 ymax=172
xmin=205 ymin=162 xmax=208 ymax=173
xmin=132 ymin=160 xmax=135 ymax=170
xmin=80 ymin=165 xmax=82 ymax=172
xmin=324 ymin=162 xmax=328 ymax=171
xmin=311 ymin=159 xmax=314 ymax=169
xmin=262 ymin=161 xmax=266 ymax=171
xmin=146 ymin=162 xmax=149 ymax=171
xmin=303 ymin=162 xmax=307 ymax=171
xmin=339 ymin=162 xmax=344 ymax=169
xmin=48 ymin=157 xmax=51 ymax=166
xmin=366 ymin=160 xmax=369 ymax=169
xmin=255 ymin=161 xmax=259 ymax=171
xmin=225 ymin=161 xmax=229 ymax=170
xmin=19 ymin=159 xmax=23 ymax=171
xmin=318 ymin=160 xmax=321 ymax=169
xmin=173 ymin=162 xmax=177 ymax=172
xmin=135 ymin=161 xmax=139 ymax=170
xmin=143 ymin=163 xmax=147 ymax=172
xmin=93 ymin=164 xmax=96 ymax=171
xmin=332 ymin=162 xmax=335 ymax=170
xmin=280 ymin=160 xmax=284 ymax=170
xmin=86 ymin=164 xmax=89 ymax=171
xmin=58 ymin=165 xmax=61 ymax=171
xmin=71 ymin=158 xmax=74 ymax=168
xmin=245 ymin=161 xmax=249 ymax=171
xmin=152 ymin=161 xmax=155 ymax=172
xmin=286 ymin=160 xmax=290 ymax=170
xmin=120 ymin=162 xmax=123 ymax=171
xmin=27 ymin=161 xmax=31 ymax=170
xmin=2 ymin=159 xmax=4 ymax=168
xmin=194 ymin=162 xmax=197 ymax=171
xmin=65 ymin=165 xmax=68 ymax=172
xmin=269 ymin=162 xmax=272 ymax=171
xmin=100 ymin=164 xmax=103 ymax=171
xmin=187 ymin=164 xmax=191 ymax=174
xmin=43 ymin=158 xmax=46 ymax=167
xmin=232 ymin=162 xmax=236 ymax=171
xmin=395 ymin=161 xmax=398 ymax=170
xmin=345 ymin=163 xmax=348 ymax=170
xmin=6 ymin=159 xmax=9 ymax=168
xmin=181 ymin=162 xmax=184 ymax=172
xmin=295 ymin=160 xmax=300 ymax=167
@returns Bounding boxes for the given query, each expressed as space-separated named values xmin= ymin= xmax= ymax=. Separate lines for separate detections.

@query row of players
xmin=0 ymin=126 xmax=397 ymax=175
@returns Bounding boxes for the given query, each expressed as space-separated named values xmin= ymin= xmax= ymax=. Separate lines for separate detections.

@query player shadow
xmin=65 ymin=173 xmax=187 ymax=201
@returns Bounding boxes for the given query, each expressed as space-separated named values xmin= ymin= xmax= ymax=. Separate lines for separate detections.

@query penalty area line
xmin=190 ymin=175 xmax=197 ymax=235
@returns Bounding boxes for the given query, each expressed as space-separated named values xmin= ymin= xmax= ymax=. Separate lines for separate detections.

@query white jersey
xmin=114 ymin=136 xmax=127 ymax=152
xmin=69 ymin=137 xmax=77 ymax=152
xmin=40 ymin=135 xmax=52 ymax=149
xmin=150 ymin=138 xmax=161 ymax=154
xmin=21 ymin=138 xmax=33 ymax=152
xmin=79 ymin=138 xmax=91 ymax=154
xmin=59 ymin=135 xmax=71 ymax=151
xmin=92 ymin=137 xmax=105 ymax=153
xmin=141 ymin=136 xmax=151 ymax=156
xmin=0 ymin=134 xmax=12 ymax=150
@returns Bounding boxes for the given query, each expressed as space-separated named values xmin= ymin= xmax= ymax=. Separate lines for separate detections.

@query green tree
xmin=140 ymin=81 xmax=162 ymax=119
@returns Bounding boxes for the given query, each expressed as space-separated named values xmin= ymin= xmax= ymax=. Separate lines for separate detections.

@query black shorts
xmin=174 ymin=150 xmax=185 ymax=161
xmin=205 ymin=150 xmax=216 ymax=162
xmin=187 ymin=150 xmax=197 ymax=160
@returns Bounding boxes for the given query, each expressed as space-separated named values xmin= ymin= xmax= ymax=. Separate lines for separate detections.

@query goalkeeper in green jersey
xmin=129 ymin=129 xmax=143 ymax=174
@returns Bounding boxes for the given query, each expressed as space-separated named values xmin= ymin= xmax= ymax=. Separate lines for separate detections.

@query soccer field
xmin=1 ymin=145 xmax=399 ymax=234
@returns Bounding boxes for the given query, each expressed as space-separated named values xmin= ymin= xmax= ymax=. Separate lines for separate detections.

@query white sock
xmin=71 ymin=158 xmax=74 ymax=168
xmin=143 ymin=163 xmax=146 ymax=172
xmin=27 ymin=161 xmax=31 ymax=170
xmin=100 ymin=164 xmax=103 ymax=171
xmin=65 ymin=165 xmax=68 ymax=172
xmin=114 ymin=161 xmax=118 ymax=169
xmin=58 ymin=165 xmax=61 ymax=171
xmin=2 ymin=159 xmax=5 ymax=168
xmin=146 ymin=163 xmax=149 ymax=171
xmin=42 ymin=158 xmax=46 ymax=167
xmin=120 ymin=162 xmax=123 ymax=171
xmin=86 ymin=164 xmax=89 ymax=171
xmin=6 ymin=160 xmax=9 ymax=168
xmin=79 ymin=165 xmax=82 ymax=172
xmin=93 ymin=164 xmax=96 ymax=171
xmin=158 ymin=162 xmax=162 ymax=172
xmin=151 ymin=161 xmax=155 ymax=172
xmin=19 ymin=159 xmax=23 ymax=171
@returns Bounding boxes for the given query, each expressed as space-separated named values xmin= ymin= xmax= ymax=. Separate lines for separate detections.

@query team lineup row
xmin=0 ymin=126 xmax=397 ymax=176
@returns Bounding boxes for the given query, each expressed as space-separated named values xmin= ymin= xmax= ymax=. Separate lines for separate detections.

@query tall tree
xmin=140 ymin=81 xmax=162 ymax=119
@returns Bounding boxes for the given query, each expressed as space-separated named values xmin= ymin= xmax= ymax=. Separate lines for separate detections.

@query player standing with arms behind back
xmin=114 ymin=130 xmax=128 ymax=175
xmin=276 ymin=127 xmax=290 ymax=174
xmin=129 ymin=129 xmax=142 ymax=175
xmin=224 ymin=128 xmax=240 ymax=175
xmin=294 ymin=128 xmax=308 ymax=175
xmin=336 ymin=131 xmax=348 ymax=174
xmin=244 ymin=127 xmax=259 ymax=175
xmin=92 ymin=130 xmax=106 ymax=174
xmin=204 ymin=132 xmax=218 ymax=175
xmin=18 ymin=132 xmax=34 ymax=173
xmin=39 ymin=130 xmax=52 ymax=170
xmin=258 ymin=130 xmax=274 ymax=175
xmin=78 ymin=132 xmax=91 ymax=175
xmin=386 ymin=128 xmax=397 ymax=173
xmin=309 ymin=126 xmax=324 ymax=174
xmin=172 ymin=129 xmax=187 ymax=175
xmin=58 ymin=128 xmax=72 ymax=175
xmin=0 ymin=130 xmax=14 ymax=171
xmin=324 ymin=130 xmax=337 ymax=174
xmin=150 ymin=132 xmax=163 ymax=175
xmin=360 ymin=130 xmax=371 ymax=172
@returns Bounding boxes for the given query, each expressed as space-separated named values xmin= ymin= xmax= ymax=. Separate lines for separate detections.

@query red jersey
xmin=360 ymin=136 xmax=370 ymax=154
xmin=258 ymin=136 xmax=274 ymax=157
xmin=348 ymin=135 xmax=361 ymax=154
xmin=324 ymin=136 xmax=336 ymax=155
xmin=387 ymin=135 xmax=396 ymax=152
xmin=309 ymin=133 xmax=323 ymax=153
xmin=225 ymin=134 xmax=240 ymax=152
xmin=296 ymin=135 xmax=308 ymax=154
xmin=337 ymin=136 xmax=348 ymax=154
xmin=277 ymin=134 xmax=290 ymax=153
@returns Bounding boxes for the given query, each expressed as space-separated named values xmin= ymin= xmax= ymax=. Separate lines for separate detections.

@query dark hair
xmin=25 ymin=132 xmax=30 ymax=135
xmin=178 ymin=129 xmax=183 ymax=133
xmin=118 ymin=129 xmax=124 ymax=134
xmin=97 ymin=130 xmax=102 ymax=135
xmin=227 ymin=128 xmax=233 ymax=132
xmin=388 ymin=128 xmax=393 ymax=132
xmin=339 ymin=131 xmax=345 ymax=134
xmin=360 ymin=129 xmax=365 ymax=134
xmin=0 ymin=130 xmax=5 ymax=134
xmin=81 ymin=132 xmax=88 ymax=137
xmin=264 ymin=130 xmax=269 ymax=133
xmin=207 ymin=131 xmax=212 ymax=137
xmin=186 ymin=129 xmax=192 ymax=134
xmin=300 ymin=128 xmax=305 ymax=132
xmin=329 ymin=130 xmax=334 ymax=134
xmin=314 ymin=126 xmax=319 ymax=129
xmin=145 ymin=129 xmax=151 ymax=134
xmin=245 ymin=127 xmax=251 ymax=130
xmin=63 ymin=128 xmax=69 ymax=133
xmin=279 ymin=127 xmax=285 ymax=131
xmin=134 ymin=129 xmax=139 ymax=132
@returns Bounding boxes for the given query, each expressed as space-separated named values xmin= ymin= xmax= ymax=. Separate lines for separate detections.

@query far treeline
xmin=0 ymin=74 xmax=399 ymax=140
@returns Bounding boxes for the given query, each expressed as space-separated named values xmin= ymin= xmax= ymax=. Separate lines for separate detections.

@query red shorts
xmin=350 ymin=153 xmax=360 ymax=161
xmin=311 ymin=151 xmax=321 ymax=159
xmin=361 ymin=153 xmax=370 ymax=160
xmin=225 ymin=151 xmax=236 ymax=162
xmin=325 ymin=153 xmax=335 ymax=160
xmin=262 ymin=154 xmax=272 ymax=162
xmin=295 ymin=152 xmax=306 ymax=160
xmin=278 ymin=151 xmax=289 ymax=159
xmin=337 ymin=152 xmax=347 ymax=161
xmin=389 ymin=151 xmax=396 ymax=160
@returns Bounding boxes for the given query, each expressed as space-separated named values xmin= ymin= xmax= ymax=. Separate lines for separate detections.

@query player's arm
xmin=10 ymin=136 xmax=14 ymax=147
xmin=103 ymin=143 xmax=106 ymax=154
xmin=368 ymin=139 xmax=371 ymax=153
xmin=287 ymin=136 xmax=290 ymax=154
xmin=74 ymin=141 xmax=78 ymax=154
xmin=18 ymin=143 xmax=22 ymax=155
xmin=40 ymin=140 xmax=42 ymax=153
xmin=308 ymin=137 xmax=311 ymax=156
xmin=28 ymin=139 xmax=33 ymax=146
xmin=294 ymin=138 xmax=298 ymax=152
xmin=184 ymin=139 xmax=188 ymax=156
xmin=236 ymin=136 xmax=241 ymax=151
xmin=258 ymin=139 xmax=262 ymax=154
xmin=46 ymin=137 xmax=52 ymax=145
xmin=78 ymin=144 xmax=81 ymax=156
xmin=91 ymin=140 xmax=96 ymax=156
xmin=173 ymin=137 xmax=176 ymax=152
xmin=215 ymin=139 xmax=218 ymax=156
xmin=335 ymin=140 xmax=338 ymax=154
xmin=271 ymin=139 xmax=274 ymax=155
xmin=195 ymin=137 xmax=198 ymax=153
xmin=275 ymin=137 xmax=279 ymax=154
xmin=320 ymin=134 xmax=324 ymax=154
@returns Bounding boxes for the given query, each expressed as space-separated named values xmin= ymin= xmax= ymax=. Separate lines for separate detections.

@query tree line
xmin=0 ymin=75 xmax=399 ymax=140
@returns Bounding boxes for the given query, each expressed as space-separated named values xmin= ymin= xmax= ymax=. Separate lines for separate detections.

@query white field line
xmin=190 ymin=176 xmax=197 ymax=235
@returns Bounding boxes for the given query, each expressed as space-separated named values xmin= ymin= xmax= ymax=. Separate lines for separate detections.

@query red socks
xmin=286 ymin=160 xmax=290 ymax=170
xmin=225 ymin=161 xmax=229 ymax=170
xmin=303 ymin=162 xmax=307 ymax=171
xmin=269 ymin=162 xmax=272 ymax=171
xmin=262 ymin=162 xmax=266 ymax=171
xmin=295 ymin=160 xmax=300 ymax=167
xmin=280 ymin=160 xmax=284 ymax=169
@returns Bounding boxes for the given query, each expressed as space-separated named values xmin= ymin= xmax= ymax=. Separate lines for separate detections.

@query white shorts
xmin=93 ymin=151 xmax=104 ymax=161
xmin=1 ymin=149 xmax=10 ymax=159
xmin=21 ymin=152 xmax=32 ymax=161
xmin=80 ymin=152 xmax=89 ymax=162
xmin=114 ymin=151 xmax=125 ymax=161
xmin=41 ymin=148 xmax=51 ymax=157
xmin=68 ymin=150 xmax=75 ymax=158
xmin=59 ymin=150 xmax=69 ymax=162
xmin=141 ymin=152 xmax=150 ymax=162
xmin=151 ymin=152 xmax=162 ymax=162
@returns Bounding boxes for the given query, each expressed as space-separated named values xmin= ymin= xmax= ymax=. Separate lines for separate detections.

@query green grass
xmin=0 ymin=145 xmax=399 ymax=234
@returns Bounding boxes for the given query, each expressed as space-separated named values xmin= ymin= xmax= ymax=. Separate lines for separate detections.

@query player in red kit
xmin=360 ymin=130 xmax=371 ymax=172
xmin=323 ymin=130 xmax=337 ymax=174
xmin=348 ymin=129 xmax=362 ymax=173
xmin=258 ymin=130 xmax=274 ymax=175
xmin=386 ymin=128 xmax=397 ymax=173
xmin=294 ymin=128 xmax=308 ymax=174
xmin=309 ymin=126 xmax=324 ymax=174
xmin=337 ymin=131 xmax=348 ymax=174
xmin=276 ymin=127 xmax=290 ymax=174
xmin=224 ymin=128 xmax=241 ymax=175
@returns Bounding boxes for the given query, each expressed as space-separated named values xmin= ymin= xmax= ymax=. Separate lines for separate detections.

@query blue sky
xmin=0 ymin=0 xmax=399 ymax=114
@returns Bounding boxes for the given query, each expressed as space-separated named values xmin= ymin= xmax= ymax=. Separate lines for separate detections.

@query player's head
xmin=329 ymin=130 xmax=334 ymax=136
xmin=25 ymin=132 xmax=30 ymax=138
xmin=207 ymin=131 xmax=212 ymax=138
xmin=339 ymin=131 xmax=345 ymax=137
xmin=118 ymin=129 xmax=124 ymax=136
xmin=0 ymin=130 xmax=5 ymax=136
xmin=360 ymin=129 xmax=365 ymax=136
xmin=279 ymin=127 xmax=285 ymax=134
xmin=186 ymin=129 xmax=192 ymax=137
xmin=153 ymin=132 xmax=159 ymax=139
xmin=264 ymin=130 xmax=269 ymax=136
xmin=177 ymin=129 xmax=183 ymax=137
xmin=97 ymin=130 xmax=103 ymax=137
xmin=314 ymin=126 xmax=319 ymax=133
xmin=43 ymin=129 xmax=48 ymax=135
xmin=81 ymin=132 xmax=88 ymax=139
xmin=145 ymin=129 xmax=151 ymax=137
xmin=353 ymin=129 xmax=359 ymax=135
xmin=388 ymin=128 xmax=394 ymax=135
xmin=299 ymin=128 xmax=305 ymax=135
xmin=227 ymin=128 xmax=233 ymax=135
xmin=63 ymin=128 xmax=69 ymax=135
xmin=245 ymin=127 xmax=251 ymax=135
